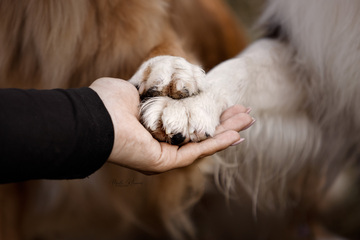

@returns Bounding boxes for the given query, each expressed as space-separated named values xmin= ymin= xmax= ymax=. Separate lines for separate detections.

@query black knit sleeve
xmin=0 ymin=88 xmax=114 ymax=183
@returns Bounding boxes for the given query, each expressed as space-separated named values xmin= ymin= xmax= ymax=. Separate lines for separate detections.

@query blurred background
xmin=226 ymin=0 xmax=266 ymax=40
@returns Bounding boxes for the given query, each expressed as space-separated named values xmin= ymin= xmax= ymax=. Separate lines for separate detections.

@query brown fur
xmin=0 ymin=0 xmax=247 ymax=239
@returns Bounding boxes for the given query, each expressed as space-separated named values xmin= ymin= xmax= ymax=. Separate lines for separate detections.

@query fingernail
xmin=231 ymin=138 xmax=245 ymax=146
xmin=243 ymin=118 xmax=256 ymax=130
xmin=246 ymin=107 xmax=252 ymax=114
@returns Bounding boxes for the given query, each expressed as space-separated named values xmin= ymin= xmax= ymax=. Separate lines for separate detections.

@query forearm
xmin=0 ymin=88 xmax=114 ymax=183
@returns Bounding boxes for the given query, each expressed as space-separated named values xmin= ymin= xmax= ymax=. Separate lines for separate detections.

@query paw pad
xmin=170 ymin=133 xmax=186 ymax=145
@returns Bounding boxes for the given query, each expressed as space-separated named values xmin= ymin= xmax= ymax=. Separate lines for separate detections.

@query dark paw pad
xmin=140 ymin=87 xmax=162 ymax=100
xmin=170 ymin=133 xmax=186 ymax=145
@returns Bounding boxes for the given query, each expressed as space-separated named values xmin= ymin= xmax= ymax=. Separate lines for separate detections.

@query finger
xmin=220 ymin=105 xmax=249 ymax=122
xmin=215 ymin=113 xmax=254 ymax=135
xmin=169 ymin=130 xmax=242 ymax=169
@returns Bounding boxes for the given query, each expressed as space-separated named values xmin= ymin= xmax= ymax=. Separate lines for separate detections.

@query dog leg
xmin=132 ymin=39 xmax=297 ymax=146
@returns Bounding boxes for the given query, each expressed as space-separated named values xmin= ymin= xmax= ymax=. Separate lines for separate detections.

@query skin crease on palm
xmin=90 ymin=77 xmax=254 ymax=174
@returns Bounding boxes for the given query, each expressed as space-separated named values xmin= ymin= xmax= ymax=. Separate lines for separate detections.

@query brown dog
xmin=0 ymin=0 xmax=247 ymax=239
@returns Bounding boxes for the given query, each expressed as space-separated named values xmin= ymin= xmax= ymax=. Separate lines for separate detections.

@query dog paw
xmin=140 ymin=94 xmax=220 ymax=145
xmin=129 ymin=56 xmax=206 ymax=99
xmin=129 ymin=55 xmax=215 ymax=145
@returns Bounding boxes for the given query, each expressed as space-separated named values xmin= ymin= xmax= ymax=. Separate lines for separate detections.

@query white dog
xmin=132 ymin=0 xmax=360 ymax=238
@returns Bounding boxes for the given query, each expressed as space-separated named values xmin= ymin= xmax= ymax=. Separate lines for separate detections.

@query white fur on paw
xmin=129 ymin=56 xmax=206 ymax=99
xmin=140 ymin=94 xmax=219 ymax=145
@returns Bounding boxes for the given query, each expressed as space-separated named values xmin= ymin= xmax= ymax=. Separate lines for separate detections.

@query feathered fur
xmin=208 ymin=0 xmax=360 ymax=237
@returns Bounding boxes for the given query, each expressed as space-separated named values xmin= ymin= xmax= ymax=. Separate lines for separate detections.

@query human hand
xmin=90 ymin=78 xmax=254 ymax=174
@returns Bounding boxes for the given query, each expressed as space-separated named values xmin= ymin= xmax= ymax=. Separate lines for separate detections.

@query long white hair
xmin=213 ymin=0 xmax=360 ymax=213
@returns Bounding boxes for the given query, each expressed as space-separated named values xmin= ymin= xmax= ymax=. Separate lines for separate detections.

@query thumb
xmin=174 ymin=130 xmax=242 ymax=168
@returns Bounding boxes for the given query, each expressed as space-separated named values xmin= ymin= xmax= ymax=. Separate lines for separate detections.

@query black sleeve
xmin=0 ymin=88 xmax=114 ymax=183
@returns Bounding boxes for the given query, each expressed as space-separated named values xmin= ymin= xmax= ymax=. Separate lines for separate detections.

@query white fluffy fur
xmin=215 ymin=0 xmax=360 ymax=212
